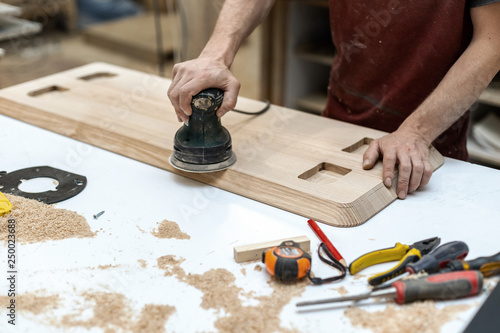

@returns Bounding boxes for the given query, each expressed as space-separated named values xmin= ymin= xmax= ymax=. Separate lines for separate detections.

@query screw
xmin=93 ymin=211 xmax=105 ymax=220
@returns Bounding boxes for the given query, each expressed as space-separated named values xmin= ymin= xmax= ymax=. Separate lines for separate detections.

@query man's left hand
xmin=362 ymin=130 xmax=433 ymax=199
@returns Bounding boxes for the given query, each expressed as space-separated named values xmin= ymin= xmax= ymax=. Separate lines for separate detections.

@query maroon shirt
xmin=324 ymin=0 xmax=473 ymax=160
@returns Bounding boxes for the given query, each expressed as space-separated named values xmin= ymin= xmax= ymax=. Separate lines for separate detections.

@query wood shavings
xmin=131 ymin=304 xmax=176 ymax=333
xmin=241 ymin=268 xmax=247 ymax=276
xmin=0 ymin=194 xmax=95 ymax=244
xmin=157 ymin=255 xmax=186 ymax=279
xmin=60 ymin=291 xmax=175 ymax=332
xmin=254 ymin=265 xmax=262 ymax=272
xmin=138 ymin=259 xmax=147 ymax=268
xmin=332 ymin=286 xmax=348 ymax=296
xmin=156 ymin=255 xmax=307 ymax=333
xmin=151 ymin=219 xmax=190 ymax=240
xmin=345 ymin=301 xmax=472 ymax=333
xmin=97 ymin=264 xmax=119 ymax=270
xmin=0 ymin=292 xmax=60 ymax=315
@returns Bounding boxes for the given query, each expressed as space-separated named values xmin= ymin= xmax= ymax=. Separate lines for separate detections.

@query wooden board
xmin=0 ymin=63 xmax=444 ymax=227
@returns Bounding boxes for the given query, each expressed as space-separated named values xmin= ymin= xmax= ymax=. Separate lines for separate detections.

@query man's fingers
xmin=408 ymin=156 xmax=424 ymax=194
xmin=217 ymin=81 xmax=241 ymax=117
xmin=420 ymin=160 xmax=433 ymax=187
xmin=396 ymin=154 xmax=411 ymax=199
xmin=382 ymin=150 xmax=397 ymax=188
xmin=362 ymin=140 xmax=381 ymax=170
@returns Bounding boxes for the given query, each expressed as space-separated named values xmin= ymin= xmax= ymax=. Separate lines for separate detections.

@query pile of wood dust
xmin=345 ymin=301 xmax=472 ymax=333
xmin=0 ymin=292 xmax=60 ymax=315
xmin=0 ymin=194 xmax=95 ymax=243
xmin=151 ymin=219 xmax=190 ymax=240
xmin=156 ymin=255 xmax=307 ymax=333
xmin=59 ymin=291 xmax=175 ymax=333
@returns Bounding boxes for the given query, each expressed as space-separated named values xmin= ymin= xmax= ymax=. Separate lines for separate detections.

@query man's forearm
xmin=399 ymin=6 xmax=500 ymax=145
xmin=399 ymin=40 xmax=500 ymax=145
xmin=200 ymin=0 xmax=276 ymax=67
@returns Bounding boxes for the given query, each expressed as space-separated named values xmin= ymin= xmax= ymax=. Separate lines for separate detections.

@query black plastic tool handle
xmin=393 ymin=270 xmax=483 ymax=304
xmin=441 ymin=251 xmax=500 ymax=274
xmin=406 ymin=241 xmax=469 ymax=274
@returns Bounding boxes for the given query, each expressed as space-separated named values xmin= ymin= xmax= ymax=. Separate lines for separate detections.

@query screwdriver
xmin=440 ymin=251 xmax=500 ymax=277
xmin=296 ymin=270 xmax=483 ymax=307
xmin=405 ymin=241 xmax=469 ymax=274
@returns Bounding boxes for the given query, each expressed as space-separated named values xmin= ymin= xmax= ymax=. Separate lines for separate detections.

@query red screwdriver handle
xmin=392 ymin=271 xmax=483 ymax=304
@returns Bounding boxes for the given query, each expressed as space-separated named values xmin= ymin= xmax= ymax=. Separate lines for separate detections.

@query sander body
xmin=169 ymin=88 xmax=237 ymax=173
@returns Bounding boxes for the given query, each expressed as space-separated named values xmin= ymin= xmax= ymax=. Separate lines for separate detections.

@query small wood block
xmin=233 ymin=236 xmax=310 ymax=263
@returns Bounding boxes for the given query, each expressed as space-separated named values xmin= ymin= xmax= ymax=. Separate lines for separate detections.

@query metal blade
xmin=296 ymin=288 xmax=397 ymax=307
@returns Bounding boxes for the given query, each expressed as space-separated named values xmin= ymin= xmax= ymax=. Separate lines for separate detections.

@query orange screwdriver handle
xmin=392 ymin=271 xmax=483 ymax=304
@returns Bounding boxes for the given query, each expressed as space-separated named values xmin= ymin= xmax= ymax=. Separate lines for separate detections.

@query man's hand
xmin=167 ymin=56 xmax=241 ymax=122
xmin=362 ymin=130 xmax=433 ymax=199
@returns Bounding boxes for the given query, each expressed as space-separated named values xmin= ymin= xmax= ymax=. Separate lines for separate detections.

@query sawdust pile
xmin=0 ymin=194 xmax=95 ymax=244
xmin=59 ymin=291 xmax=175 ymax=333
xmin=156 ymin=255 xmax=307 ymax=333
xmin=0 ymin=292 xmax=60 ymax=315
xmin=157 ymin=255 xmax=187 ymax=278
xmin=132 ymin=304 xmax=176 ymax=333
xmin=345 ymin=302 xmax=471 ymax=333
xmin=332 ymin=286 xmax=348 ymax=296
xmin=151 ymin=219 xmax=190 ymax=240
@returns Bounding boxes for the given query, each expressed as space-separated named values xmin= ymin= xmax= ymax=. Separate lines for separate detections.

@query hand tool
xmin=0 ymin=166 xmax=87 ymax=204
xmin=296 ymin=270 xmax=483 ymax=307
xmin=307 ymin=219 xmax=346 ymax=267
xmin=262 ymin=240 xmax=311 ymax=282
xmin=349 ymin=237 xmax=440 ymax=286
xmin=405 ymin=241 xmax=469 ymax=274
xmin=169 ymin=88 xmax=237 ymax=173
xmin=0 ymin=191 xmax=12 ymax=215
xmin=439 ymin=251 xmax=500 ymax=277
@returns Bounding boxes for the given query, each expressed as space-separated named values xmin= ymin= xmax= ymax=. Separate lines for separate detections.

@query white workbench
xmin=1 ymin=114 xmax=499 ymax=333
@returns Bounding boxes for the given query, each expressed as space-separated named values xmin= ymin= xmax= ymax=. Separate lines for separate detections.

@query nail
xmin=93 ymin=211 xmax=105 ymax=220
xmin=398 ymin=191 xmax=406 ymax=199
xmin=385 ymin=177 xmax=392 ymax=187
xmin=363 ymin=159 xmax=371 ymax=167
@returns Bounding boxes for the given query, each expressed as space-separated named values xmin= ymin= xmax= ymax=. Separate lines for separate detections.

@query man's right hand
xmin=167 ymin=56 xmax=241 ymax=122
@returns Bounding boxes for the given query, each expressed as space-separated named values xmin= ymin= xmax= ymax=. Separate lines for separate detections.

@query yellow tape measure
xmin=0 ymin=191 xmax=12 ymax=216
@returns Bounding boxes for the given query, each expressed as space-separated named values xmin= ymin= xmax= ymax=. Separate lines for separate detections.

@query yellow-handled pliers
xmin=349 ymin=237 xmax=441 ymax=286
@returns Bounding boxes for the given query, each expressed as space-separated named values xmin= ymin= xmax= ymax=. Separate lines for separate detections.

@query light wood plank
xmin=234 ymin=236 xmax=310 ymax=263
xmin=0 ymin=63 xmax=445 ymax=227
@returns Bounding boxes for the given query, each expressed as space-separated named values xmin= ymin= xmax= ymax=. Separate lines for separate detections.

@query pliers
xmin=349 ymin=237 xmax=441 ymax=286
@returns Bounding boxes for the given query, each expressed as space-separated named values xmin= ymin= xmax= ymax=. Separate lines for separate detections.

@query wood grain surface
xmin=0 ymin=63 xmax=444 ymax=227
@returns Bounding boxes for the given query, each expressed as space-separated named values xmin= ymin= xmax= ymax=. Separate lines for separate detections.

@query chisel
xmin=296 ymin=270 xmax=483 ymax=307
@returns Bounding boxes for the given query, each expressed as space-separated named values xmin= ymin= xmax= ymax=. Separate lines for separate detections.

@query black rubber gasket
xmin=0 ymin=166 xmax=87 ymax=204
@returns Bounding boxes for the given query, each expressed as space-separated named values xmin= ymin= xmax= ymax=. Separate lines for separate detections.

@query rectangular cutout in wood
xmin=342 ymin=137 xmax=373 ymax=155
xmin=78 ymin=72 xmax=117 ymax=81
xmin=28 ymin=85 xmax=69 ymax=97
xmin=298 ymin=162 xmax=351 ymax=184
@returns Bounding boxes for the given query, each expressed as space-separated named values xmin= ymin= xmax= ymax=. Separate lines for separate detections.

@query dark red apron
xmin=324 ymin=0 xmax=472 ymax=160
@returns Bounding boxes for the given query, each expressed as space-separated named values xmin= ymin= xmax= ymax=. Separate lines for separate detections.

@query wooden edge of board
xmin=233 ymin=235 xmax=310 ymax=263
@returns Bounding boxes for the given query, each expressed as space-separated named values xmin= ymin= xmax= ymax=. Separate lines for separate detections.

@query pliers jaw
xmin=411 ymin=237 xmax=441 ymax=255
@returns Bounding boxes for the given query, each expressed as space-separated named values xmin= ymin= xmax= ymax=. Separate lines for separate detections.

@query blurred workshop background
xmin=0 ymin=0 xmax=499 ymax=169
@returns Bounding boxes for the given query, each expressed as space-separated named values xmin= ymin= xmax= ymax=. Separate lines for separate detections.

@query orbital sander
xmin=169 ymin=88 xmax=237 ymax=173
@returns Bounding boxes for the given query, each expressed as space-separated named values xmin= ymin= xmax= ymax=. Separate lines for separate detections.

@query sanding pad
xmin=169 ymin=152 xmax=236 ymax=173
